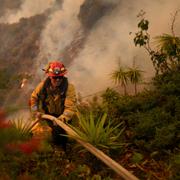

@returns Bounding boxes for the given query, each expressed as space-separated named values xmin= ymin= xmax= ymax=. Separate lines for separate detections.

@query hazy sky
xmin=0 ymin=0 xmax=55 ymax=23
xmin=1 ymin=0 xmax=180 ymax=96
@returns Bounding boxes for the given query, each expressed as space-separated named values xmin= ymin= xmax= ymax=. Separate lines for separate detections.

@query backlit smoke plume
xmin=37 ymin=0 xmax=85 ymax=69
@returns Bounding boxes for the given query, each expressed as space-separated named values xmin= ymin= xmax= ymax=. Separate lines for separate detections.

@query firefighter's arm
xmin=58 ymin=83 xmax=77 ymax=122
xmin=30 ymin=81 xmax=44 ymax=117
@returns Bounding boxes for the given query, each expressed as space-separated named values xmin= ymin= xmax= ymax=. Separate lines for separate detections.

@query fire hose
xmin=32 ymin=114 xmax=139 ymax=180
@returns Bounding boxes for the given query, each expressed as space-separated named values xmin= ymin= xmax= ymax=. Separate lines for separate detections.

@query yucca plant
xmin=127 ymin=66 xmax=143 ymax=95
xmin=70 ymin=112 xmax=125 ymax=151
xmin=111 ymin=66 xmax=129 ymax=95
xmin=9 ymin=118 xmax=36 ymax=139
xmin=0 ymin=115 xmax=43 ymax=155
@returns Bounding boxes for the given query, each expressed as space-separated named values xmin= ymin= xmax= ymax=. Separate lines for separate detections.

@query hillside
xmin=0 ymin=14 xmax=46 ymax=71
xmin=79 ymin=0 xmax=116 ymax=30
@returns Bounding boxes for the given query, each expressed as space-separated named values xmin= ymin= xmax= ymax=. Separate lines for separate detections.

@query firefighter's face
xmin=50 ymin=76 xmax=63 ymax=87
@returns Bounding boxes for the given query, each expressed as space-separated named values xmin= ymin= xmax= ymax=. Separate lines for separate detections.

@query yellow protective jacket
xmin=30 ymin=77 xmax=76 ymax=120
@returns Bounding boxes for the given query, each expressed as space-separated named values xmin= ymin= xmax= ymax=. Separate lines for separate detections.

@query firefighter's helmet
xmin=45 ymin=61 xmax=67 ymax=77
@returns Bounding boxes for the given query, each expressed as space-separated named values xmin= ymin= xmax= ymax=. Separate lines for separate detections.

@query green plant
xmin=111 ymin=65 xmax=128 ymax=95
xmin=0 ymin=113 xmax=46 ymax=155
xmin=131 ymin=152 xmax=144 ymax=164
xmin=10 ymin=118 xmax=34 ymax=138
xmin=70 ymin=112 xmax=125 ymax=150
xmin=127 ymin=65 xmax=143 ymax=95
xmin=134 ymin=10 xmax=180 ymax=74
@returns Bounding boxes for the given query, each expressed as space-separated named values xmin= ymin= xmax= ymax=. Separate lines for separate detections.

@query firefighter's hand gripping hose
xmin=29 ymin=114 xmax=139 ymax=180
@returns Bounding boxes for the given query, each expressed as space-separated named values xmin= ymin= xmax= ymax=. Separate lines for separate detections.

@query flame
xmin=20 ymin=78 xmax=28 ymax=89
xmin=21 ymin=83 xmax=25 ymax=88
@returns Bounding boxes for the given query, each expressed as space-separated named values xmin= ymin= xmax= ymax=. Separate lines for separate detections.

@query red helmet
xmin=46 ymin=61 xmax=67 ymax=77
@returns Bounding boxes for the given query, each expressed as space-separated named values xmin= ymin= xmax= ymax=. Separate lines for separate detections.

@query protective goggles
xmin=48 ymin=67 xmax=66 ymax=75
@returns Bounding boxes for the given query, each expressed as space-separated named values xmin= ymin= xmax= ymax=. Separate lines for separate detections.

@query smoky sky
xmin=1 ymin=0 xmax=180 ymax=96
xmin=0 ymin=0 xmax=56 ymax=23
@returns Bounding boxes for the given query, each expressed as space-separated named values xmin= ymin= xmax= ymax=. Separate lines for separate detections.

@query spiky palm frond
xmin=70 ymin=112 xmax=125 ymax=150
xmin=0 ymin=118 xmax=34 ymax=149
xmin=111 ymin=67 xmax=128 ymax=86
xmin=127 ymin=67 xmax=143 ymax=84
xmin=154 ymin=34 xmax=180 ymax=56
xmin=111 ymin=66 xmax=129 ymax=95
xmin=10 ymin=118 xmax=34 ymax=140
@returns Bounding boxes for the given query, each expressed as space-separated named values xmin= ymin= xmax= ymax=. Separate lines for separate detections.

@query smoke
xmin=35 ymin=0 xmax=85 ymax=77
xmin=67 ymin=0 xmax=180 ymax=95
xmin=0 ymin=0 xmax=55 ymax=24
xmin=38 ymin=0 xmax=84 ymax=62
xmin=33 ymin=0 xmax=180 ymax=96
xmin=2 ymin=0 xmax=179 ymax=97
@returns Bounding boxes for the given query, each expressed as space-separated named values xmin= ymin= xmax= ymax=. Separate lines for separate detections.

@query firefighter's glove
xmin=32 ymin=111 xmax=43 ymax=120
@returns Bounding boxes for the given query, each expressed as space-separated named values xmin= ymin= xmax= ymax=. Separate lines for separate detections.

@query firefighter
xmin=30 ymin=61 xmax=76 ymax=151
